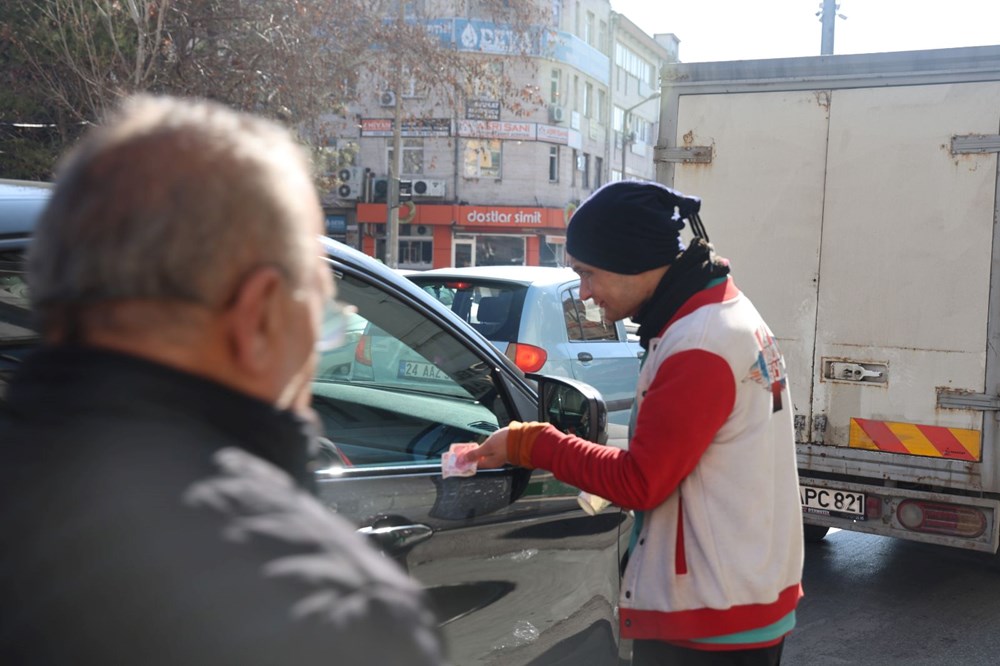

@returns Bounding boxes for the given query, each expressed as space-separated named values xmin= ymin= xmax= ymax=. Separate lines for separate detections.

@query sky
xmin=609 ymin=0 xmax=1000 ymax=63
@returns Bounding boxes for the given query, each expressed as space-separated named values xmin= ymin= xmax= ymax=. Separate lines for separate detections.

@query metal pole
xmin=820 ymin=0 xmax=836 ymax=55
xmin=621 ymin=112 xmax=630 ymax=180
xmin=619 ymin=92 xmax=660 ymax=182
xmin=605 ymin=12 xmax=618 ymax=185
xmin=387 ymin=89 xmax=402 ymax=269
xmin=385 ymin=0 xmax=404 ymax=269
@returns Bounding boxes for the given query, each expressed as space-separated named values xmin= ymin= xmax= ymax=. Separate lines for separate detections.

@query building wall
xmin=322 ymin=0 xmax=675 ymax=268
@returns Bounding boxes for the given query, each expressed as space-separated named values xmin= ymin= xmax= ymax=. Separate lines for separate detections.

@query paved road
xmin=783 ymin=529 xmax=1000 ymax=665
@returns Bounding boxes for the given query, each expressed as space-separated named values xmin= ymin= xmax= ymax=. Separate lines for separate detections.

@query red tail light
xmin=506 ymin=342 xmax=547 ymax=373
xmin=354 ymin=335 xmax=372 ymax=366
xmin=897 ymin=499 xmax=986 ymax=538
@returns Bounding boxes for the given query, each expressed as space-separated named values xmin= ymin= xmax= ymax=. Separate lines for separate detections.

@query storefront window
xmin=475 ymin=235 xmax=524 ymax=266
xmin=540 ymin=237 xmax=565 ymax=267
xmin=399 ymin=239 xmax=432 ymax=268
xmin=373 ymin=223 xmax=433 ymax=269
xmin=399 ymin=224 xmax=432 ymax=269
xmin=463 ymin=139 xmax=502 ymax=179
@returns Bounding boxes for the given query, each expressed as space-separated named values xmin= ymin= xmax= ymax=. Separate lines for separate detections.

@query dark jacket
xmin=0 ymin=347 xmax=445 ymax=665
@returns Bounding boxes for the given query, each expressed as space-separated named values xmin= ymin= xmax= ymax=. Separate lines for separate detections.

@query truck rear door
xmin=660 ymin=58 xmax=1000 ymax=535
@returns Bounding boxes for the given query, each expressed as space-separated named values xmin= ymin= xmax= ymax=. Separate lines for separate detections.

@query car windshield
xmin=409 ymin=277 xmax=528 ymax=343
xmin=311 ymin=267 xmax=510 ymax=467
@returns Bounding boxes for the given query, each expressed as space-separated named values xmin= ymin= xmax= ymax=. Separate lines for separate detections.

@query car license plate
xmin=398 ymin=360 xmax=449 ymax=381
xmin=800 ymin=485 xmax=865 ymax=520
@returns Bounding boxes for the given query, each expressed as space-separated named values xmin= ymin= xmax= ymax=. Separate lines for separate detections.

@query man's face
xmin=568 ymin=255 xmax=647 ymax=324
xmin=273 ymin=207 xmax=334 ymax=412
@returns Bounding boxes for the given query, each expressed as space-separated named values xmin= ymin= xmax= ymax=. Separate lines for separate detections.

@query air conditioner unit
xmin=338 ymin=166 xmax=362 ymax=183
xmin=549 ymin=104 xmax=566 ymax=123
xmin=336 ymin=167 xmax=363 ymax=200
xmin=412 ymin=179 xmax=446 ymax=198
xmin=379 ymin=90 xmax=396 ymax=108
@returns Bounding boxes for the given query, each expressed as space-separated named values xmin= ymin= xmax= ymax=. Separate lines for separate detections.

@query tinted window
xmin=312 ymin=269 xmax=511 ymax=467
xmin=411 ymin=278 xmax=527 ymax=343
xmin=0 ymin=250 xmax=35 ymax=401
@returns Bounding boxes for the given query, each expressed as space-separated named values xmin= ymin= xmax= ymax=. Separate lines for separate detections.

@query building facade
xmin=320 ymin=1 xmax=678 ymax=270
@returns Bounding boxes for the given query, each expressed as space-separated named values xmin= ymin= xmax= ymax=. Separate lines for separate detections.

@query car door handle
xmin=357 ymin=523 xmax=433 ymax=552
xmin=577 ymin=352 xmax=593 ymax=362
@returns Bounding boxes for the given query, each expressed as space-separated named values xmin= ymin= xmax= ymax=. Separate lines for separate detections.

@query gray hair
xmin=28 ymin=95 xmax=319 ymax=331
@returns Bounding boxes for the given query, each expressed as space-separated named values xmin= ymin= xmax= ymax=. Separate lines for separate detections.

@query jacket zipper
xmin=675 ymin=497 xmax=687 ymax=575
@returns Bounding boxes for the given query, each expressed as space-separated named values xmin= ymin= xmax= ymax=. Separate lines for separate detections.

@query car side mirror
xmin=526 ymin=374 xmax=608 ymax=445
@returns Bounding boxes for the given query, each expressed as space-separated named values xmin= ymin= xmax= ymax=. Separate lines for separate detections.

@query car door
xmin=312 ymin=258 xmax=630 ymax=666
xmin=557 ymin=285 xmax=641 ymax=432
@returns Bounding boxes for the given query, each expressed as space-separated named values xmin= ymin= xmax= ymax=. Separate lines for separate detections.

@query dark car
xmin=0 ymin=185 xmax=632 ymax=665
xmin=311 ymin=237 xmax=630 ymax=664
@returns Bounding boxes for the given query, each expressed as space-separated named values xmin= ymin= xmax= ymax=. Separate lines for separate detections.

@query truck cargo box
xmin=656 ymin=46 xmax=1000 ymax=552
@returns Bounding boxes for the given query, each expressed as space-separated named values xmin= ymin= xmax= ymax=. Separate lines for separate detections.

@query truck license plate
xmin=800 ymin=485 xmax=865 ymax=520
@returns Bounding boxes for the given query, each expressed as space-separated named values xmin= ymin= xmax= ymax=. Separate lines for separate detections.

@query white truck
xmin=655 ymin=45 xmax=1000 ymax=552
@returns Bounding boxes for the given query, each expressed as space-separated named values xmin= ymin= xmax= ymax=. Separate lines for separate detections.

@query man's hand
xmin=461 ymin=428 xmax=511 ymax=469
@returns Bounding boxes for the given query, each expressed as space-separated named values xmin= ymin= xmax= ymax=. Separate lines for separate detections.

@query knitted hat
xmin=566 ymin=181 xmax=703 ymax=275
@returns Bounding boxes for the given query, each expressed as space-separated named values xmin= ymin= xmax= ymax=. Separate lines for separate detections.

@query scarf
xmin=632 ymin=239 xmax=731 ymax=350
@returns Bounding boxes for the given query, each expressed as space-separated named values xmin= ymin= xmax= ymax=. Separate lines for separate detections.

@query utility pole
xmin=387 ymin=88 xmax=402 ymax=268
xmin=386 ymin=0 xmax=404 ymax=269
xmin=818 ymin=0 xmax=847 ymax=56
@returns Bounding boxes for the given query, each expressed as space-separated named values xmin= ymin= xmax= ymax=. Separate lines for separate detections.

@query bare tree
xmin=0 ymin=0 xmax=550 ymax=181
xmin=7 ymin=0 xmax=170 ymax=123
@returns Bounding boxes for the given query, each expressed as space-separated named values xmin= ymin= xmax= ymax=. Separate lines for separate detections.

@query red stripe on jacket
xmin=529 ymin=348 xmax=736 ymax=512
xmin=620 ymin=584 xmax=804 ymax=641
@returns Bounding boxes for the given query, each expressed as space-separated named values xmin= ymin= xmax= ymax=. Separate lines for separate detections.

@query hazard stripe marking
xmin=852 ymin=418 xmax=909 ymax=454
xmin=914 ymin=424 xmax=977 ymax=460
xmin=849 ymin=418 xmax=980 ymax=461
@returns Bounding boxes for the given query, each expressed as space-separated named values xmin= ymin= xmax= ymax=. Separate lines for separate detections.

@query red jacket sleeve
xmin=529 ymin=349 xmax=736 ymax=511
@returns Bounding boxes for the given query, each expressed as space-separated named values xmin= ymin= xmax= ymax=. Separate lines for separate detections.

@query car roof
xmin=0 ymin=180 xmax=52 ymax=250
xmin=410 ymin=265 xmax=579 ymax=287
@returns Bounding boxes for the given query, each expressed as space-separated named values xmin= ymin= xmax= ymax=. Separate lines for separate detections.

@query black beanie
xmin=566 ymin=181 xmax=702 ymax=275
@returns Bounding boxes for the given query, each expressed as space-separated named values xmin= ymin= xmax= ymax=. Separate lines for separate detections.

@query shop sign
xmin=466 ymin=99 xmax=501 ymax=121
xmin=361 ymin=118 xmax=452 ymax=137
xmin=324 ymin=214 xmax=347 ymax=235
xmin=457 ymin=119 xmax=536 ymax=141
xmin=462 ymin=206 xmax=545 ymax=226
xmin=451 ymin=20 xmax=545 ymax=56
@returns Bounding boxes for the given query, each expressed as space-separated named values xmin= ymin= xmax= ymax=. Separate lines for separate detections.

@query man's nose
xmin=579 ymin=282 xmax=593 ymax=301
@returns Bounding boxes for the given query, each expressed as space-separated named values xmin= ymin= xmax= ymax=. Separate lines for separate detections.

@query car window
xmin=411 ymin=278 xmax=527 ymax=343
xmin=0 ymin=249 xmax=35 ymax=402
xmin=561 ymin=287 xmax=618 ymax=342
xmin=312 ymin=269 xmax=511 ymax=467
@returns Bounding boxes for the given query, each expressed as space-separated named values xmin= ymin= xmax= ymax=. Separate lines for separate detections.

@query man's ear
xmin=225 ymin=266 xmax=286 ymax=374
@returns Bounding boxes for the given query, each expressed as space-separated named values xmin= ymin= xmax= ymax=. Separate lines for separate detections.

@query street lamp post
xmin=620 ymin=92 xmax=660 ymax=181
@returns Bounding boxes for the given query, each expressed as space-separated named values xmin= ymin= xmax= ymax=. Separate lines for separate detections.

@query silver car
xmin=408 ymin=265 xmax=643 ymax=430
